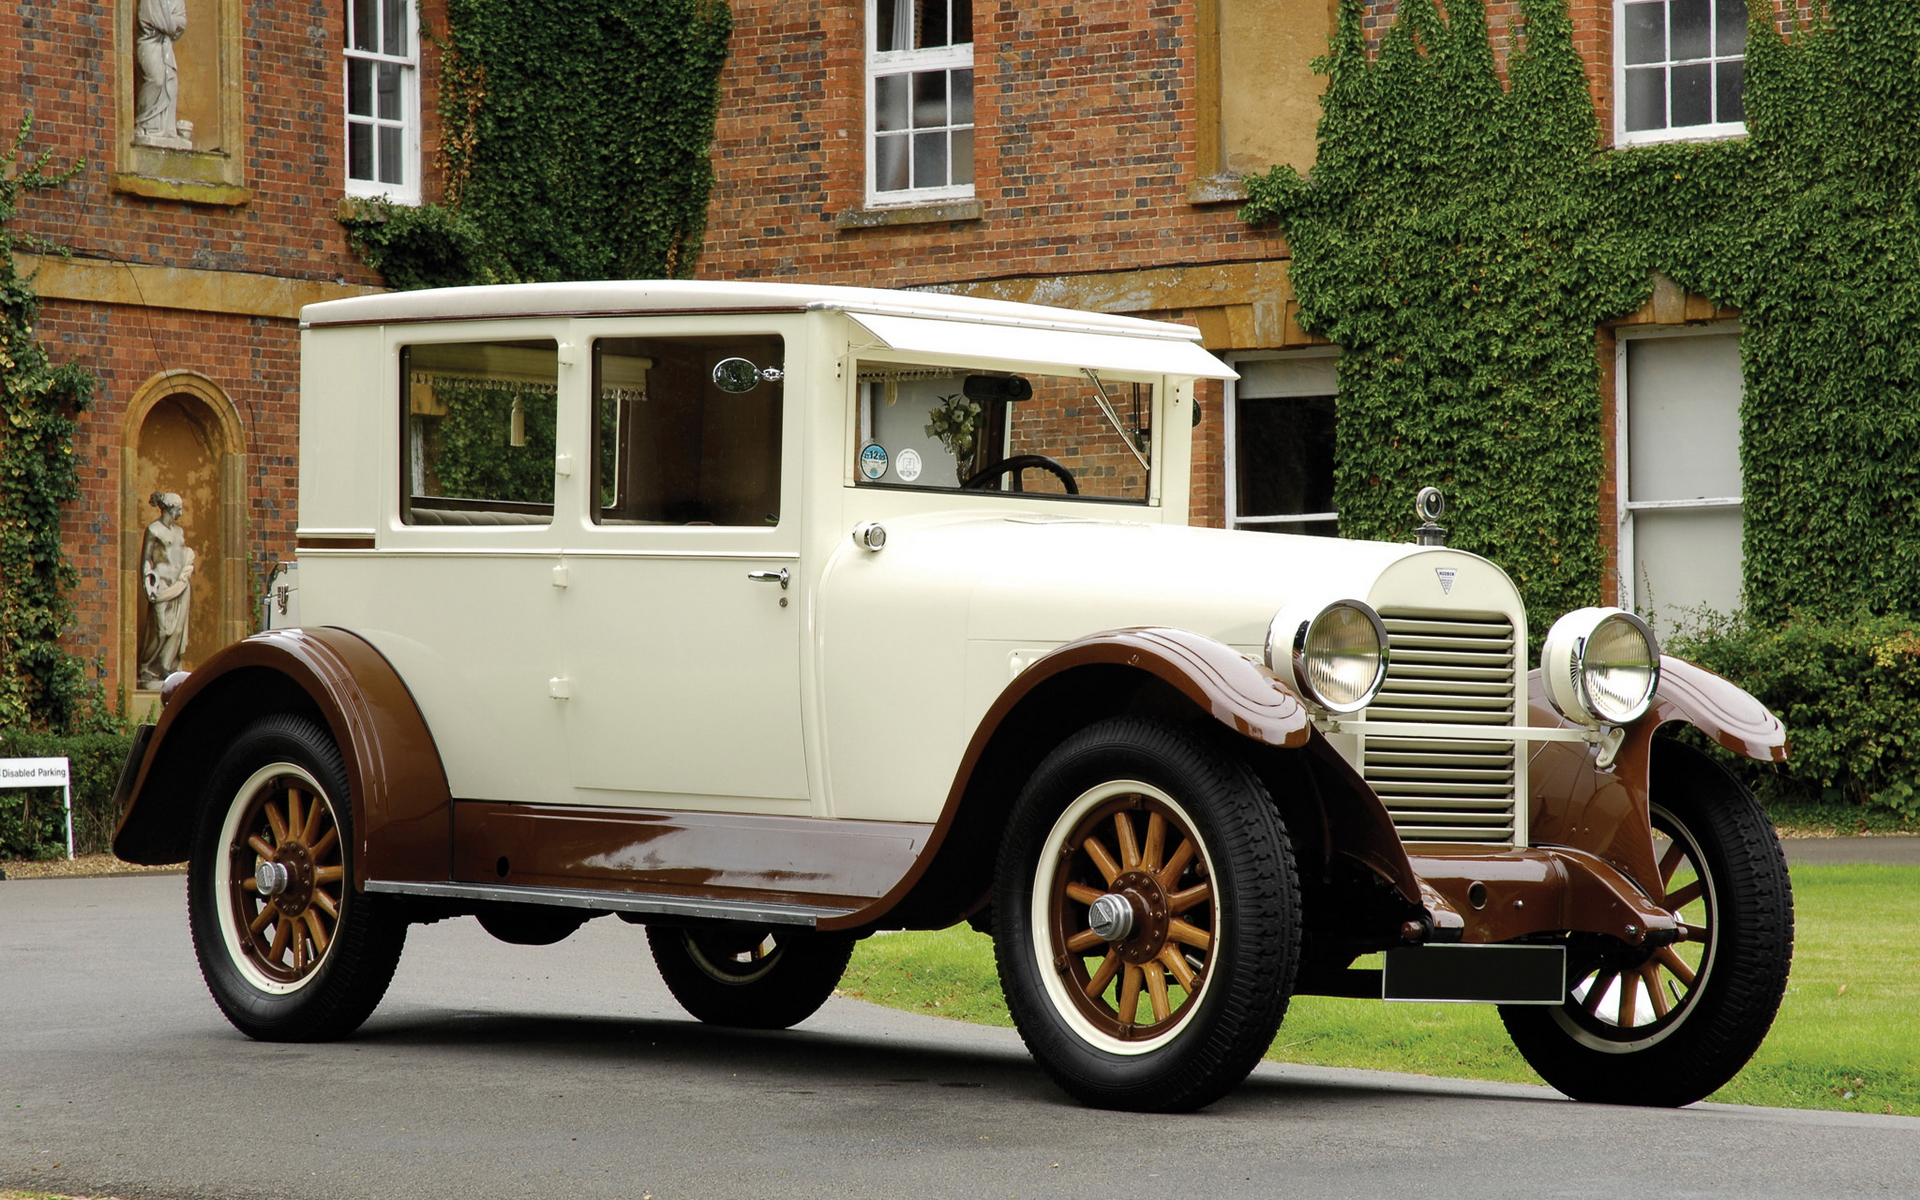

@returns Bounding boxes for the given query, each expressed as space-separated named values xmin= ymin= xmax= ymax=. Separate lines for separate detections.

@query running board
xmin=364 ymin=880 xmax=857 ymax=928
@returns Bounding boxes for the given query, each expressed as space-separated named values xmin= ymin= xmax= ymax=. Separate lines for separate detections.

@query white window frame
xmin=1613 ymin=320 xmax=1744 ymax=614
xmin=865 ymin=0 xmax=975 ymax=208
xmin=1223 ymin=347 xmax=1340 ymax=534
xmin=1613 ymin=0 xmax=1747 ymax=147
xmin=344 ymin=0 xmax=422 ymax=204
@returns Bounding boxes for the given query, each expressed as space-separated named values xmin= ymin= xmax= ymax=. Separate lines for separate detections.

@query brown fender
xmin=111 ymin=627 xmax=452 ymax=889
xmin=820 ymin=627 xmax=1420 ymax=932
xmin=1525 ymin=655 xmax=1786 ymax=905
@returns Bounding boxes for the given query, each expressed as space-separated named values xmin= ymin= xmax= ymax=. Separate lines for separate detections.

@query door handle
xmin=748 ymin=568 xmax=790 ymax=590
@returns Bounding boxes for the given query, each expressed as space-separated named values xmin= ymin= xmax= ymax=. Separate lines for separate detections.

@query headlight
xmin=1266 ymin=599 xmax=1389 ymax=714
xmin=1540 ymin=607 xmax=1661 ymax=727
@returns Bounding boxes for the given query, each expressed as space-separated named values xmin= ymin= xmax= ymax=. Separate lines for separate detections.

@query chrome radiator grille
xmin=1362 ymin=610 xmax=1520 ymax=845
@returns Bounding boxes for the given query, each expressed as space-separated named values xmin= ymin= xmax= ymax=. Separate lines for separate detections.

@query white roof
xmin=299 ymin=280 xmax=1235 ymax=378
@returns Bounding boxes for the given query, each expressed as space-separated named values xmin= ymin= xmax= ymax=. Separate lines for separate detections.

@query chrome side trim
xmin=364 ymin=880 xmax=855 ymax=927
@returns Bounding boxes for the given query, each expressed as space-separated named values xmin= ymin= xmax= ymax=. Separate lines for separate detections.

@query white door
xmin=558 ymin=330 xmax=809 ymax=810
xmin=1624 ymin=332 xmax=1745 ymax=635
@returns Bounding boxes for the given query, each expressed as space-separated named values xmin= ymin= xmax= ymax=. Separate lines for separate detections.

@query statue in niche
xmin=133 ymin=0 xmax=193 ymax=149
xmin=138 ymin=492 xmax=196 ymax=688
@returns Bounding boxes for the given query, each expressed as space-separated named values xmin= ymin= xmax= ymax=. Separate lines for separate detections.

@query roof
xmin=299 ymin=279 xmax=1212 ymax=343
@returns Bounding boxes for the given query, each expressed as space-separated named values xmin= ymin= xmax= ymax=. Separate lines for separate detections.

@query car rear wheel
xmin=994 ymin=716 xmax=1301 ymax=1112
xmin=187 ymin=714 xmax=406 ymax=1041
xmin=1500 ymin=738 xmax=1794 ymax=1106
xmin=648 ymin=925 xmax=855 ymax=1029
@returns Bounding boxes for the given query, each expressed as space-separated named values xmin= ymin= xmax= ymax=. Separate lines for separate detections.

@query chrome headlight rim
xmin=1541 ymin=606 xmax=1662 ymax=728
xmin=1266 ymin=598 xmax=1390 ymax=715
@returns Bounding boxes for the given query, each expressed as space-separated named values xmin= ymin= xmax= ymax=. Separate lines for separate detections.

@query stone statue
xmin=138 ymin=492 xmax=196 ymax=688
xmin=133 ymin=0 xmax=192 ymax=149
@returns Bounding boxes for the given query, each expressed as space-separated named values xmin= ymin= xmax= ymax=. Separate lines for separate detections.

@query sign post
xmin=1 ymin=757 xmax=75 ymax=859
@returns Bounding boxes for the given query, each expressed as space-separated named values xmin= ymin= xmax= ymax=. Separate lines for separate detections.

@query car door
xmin=556 ymin=327 xmax=810 ymax=811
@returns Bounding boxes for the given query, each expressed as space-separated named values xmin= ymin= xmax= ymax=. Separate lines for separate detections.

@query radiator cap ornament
xmin=1414 ymin=487 xmax=1448 ymax=546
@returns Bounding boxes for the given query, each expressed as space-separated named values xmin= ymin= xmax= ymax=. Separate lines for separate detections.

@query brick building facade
xmin=7 ymin=0 xmax=450 ymax=705
xmin=698 ymin=0 xmax=1772 ymax=634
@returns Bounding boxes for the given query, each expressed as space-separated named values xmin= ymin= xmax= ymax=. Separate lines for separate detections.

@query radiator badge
xmin=1435 ymin=567 xmax=1458 ymax=596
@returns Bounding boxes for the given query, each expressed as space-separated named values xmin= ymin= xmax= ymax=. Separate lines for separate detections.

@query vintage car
xmin=112 ymin=281 xmax=1794 ymax=1112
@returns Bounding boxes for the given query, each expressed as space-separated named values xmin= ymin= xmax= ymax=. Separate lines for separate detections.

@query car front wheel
xmin=1500 ymin=738 xmax=1794 ymax=1106
xmin=187 ymin=714 xmax=406 ymax=1041
xmin=994 ymin=716 xmax=1301 ymax=1112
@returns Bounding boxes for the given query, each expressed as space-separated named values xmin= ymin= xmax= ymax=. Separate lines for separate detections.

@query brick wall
xmin=6 ymin=0 xmax=430 ymax=698
xmin=698 ymin=0 xmax=1287 ymax=289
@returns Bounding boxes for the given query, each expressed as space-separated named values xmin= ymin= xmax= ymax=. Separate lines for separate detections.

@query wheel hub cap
xmin=1087 ymin=893 xmax=1135 ymax=941
xmin=1107 ymin=869 xmax=1172 ymax=965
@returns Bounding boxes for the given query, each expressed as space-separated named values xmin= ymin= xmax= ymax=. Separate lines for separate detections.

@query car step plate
xmin=1382 ymin=944 xmax=1566 ymax=1004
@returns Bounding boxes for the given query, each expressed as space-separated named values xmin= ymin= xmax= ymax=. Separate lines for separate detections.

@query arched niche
xmin=121 ymin=371 xmax=249 ymax=697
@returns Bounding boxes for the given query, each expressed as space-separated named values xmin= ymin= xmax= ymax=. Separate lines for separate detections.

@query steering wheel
xmin=961 ymin=455 xmax=1079 ymax=495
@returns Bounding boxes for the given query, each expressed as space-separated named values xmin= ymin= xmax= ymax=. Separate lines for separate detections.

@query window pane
xmin=378 ymin=124 xmax=403 ymax=184
xmin=950 ymin=128 xmax=973 ymax=185
xmin=876 ymin=0 xmax=908 ymax=52
xmin=351 ymin=0 xmax=377 ymax=50
xmin=875 ymin=132 xmax=909 ymax=191
xmin=1235 ymin=394 xmax=1337 ymax=523
xmin=1716 ymin=59 xmax=1745 ymax=124
xmin=912 ymin=130 xmax=948 ymax=188
xmin=1671 ymin=62 xmax=1712 ymax=125
xmin=1633 ymin=508 xmax=1743 ymax=635
xmin=951 ymin=68 xmax=973 ymax=125
xmin=382 ymin=0 xmax=406 ymax=56
xmin=1626 ymin=336 xmax=1743 ymax=502
xmin=1624 ymin=2 xmax=1665 ymax=66
xmin=1670 ymin=0 xmax=1711 ymax=60
xmin=348 ymin=122 xmax=373 ymax=180
xmin=592 ymin=336 xmax=785 ymax=526
xmin=875 ymin=73 xmax=908 ymax=132
xmin=402 ymin=340 xmax=560 ymax=523
xmin=1715 ymin=0 xmax=1747 ymax=54
xmin=1624 ymin=67 xmax=1667 ymax=131
xmin=348 ymin=58 xmax=373 ymax=116
xmin=912 ymin=70 xmax=948 ymax=129
xmin=376 ymin=62 xmax=402 ymax=121
xmin=922 ymin=0 xmax=950 ymax=47
xmin=952 ymin=0 xmax=972 ymax=44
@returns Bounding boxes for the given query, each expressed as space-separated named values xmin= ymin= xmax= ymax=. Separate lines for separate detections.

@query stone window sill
xmin=112 ymin=173 xmax=252 ymax=207
xmin=1187 ymin=176 xmax=1249 ymax=206
xmin=834 ymin=199 xmax=985 ymax=230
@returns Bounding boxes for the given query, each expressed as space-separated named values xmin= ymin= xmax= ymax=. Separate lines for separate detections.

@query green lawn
xmin=840 ymin=863 xmax=1920 ymax=1115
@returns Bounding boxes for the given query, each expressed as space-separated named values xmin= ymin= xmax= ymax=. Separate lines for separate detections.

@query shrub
xmin=0 ymin=730 xmax=139 ymax=858
xmin=1665 ymin=611 xmax=1920 ymax=820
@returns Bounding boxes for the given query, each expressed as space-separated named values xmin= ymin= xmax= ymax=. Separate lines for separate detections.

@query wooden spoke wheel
xmin=1500 ymin=738 xmax=1794 ymax=1107
xmin=221 ymin=770 xmax=347 ymax=989
xmin=648 ymin=925 xmax=855 ymax=1030
xmin=188 ymin=715 xmax=406 ymax=1042
xmin=1041 ymin=784 xmax=1219 ymax=1047
xmin=994 ymin=717 xmax=1300 ymax=1113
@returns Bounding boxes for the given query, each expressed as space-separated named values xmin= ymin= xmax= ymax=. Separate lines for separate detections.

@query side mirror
xmin=712 ymin=358 xmax=785 ymax=394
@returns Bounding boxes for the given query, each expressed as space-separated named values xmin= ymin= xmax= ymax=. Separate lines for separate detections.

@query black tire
xmin=647 ymin=925 xmax=855 ymax=1029
xmin=187 ymin=714 xmax=407 ymax=1041
xmin=993 ymin=716 xmax=1301 ymax=1112
xmin=1501 ymin=738 xmax=1794 ymax=1106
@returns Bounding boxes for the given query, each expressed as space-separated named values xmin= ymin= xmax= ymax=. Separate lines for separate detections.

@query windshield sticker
xmin=860 ymin=443 xmax=890 ymax=481
xmin=896 ymin=447 xmax=923 ymax=483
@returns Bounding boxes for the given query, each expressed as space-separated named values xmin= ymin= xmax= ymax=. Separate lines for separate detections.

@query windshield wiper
xmin=1080 ymin=368 xmax=1151 ymax=472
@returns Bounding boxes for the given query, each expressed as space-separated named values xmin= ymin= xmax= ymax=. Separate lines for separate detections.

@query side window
xmin=592 ymin=336 xmax=784 ymax=526
xmin=1616 ymin=0 xmax=1746 ymax=145
xmin=1227 ymin=354 xmax=1338 ymax=536
xmin=401 ymin=340 xmax=558 ymax=525
xmin=867 ymin=0 xmax=975 ymax=205
xmin=345 ymin=0 xmax=420 ymax=203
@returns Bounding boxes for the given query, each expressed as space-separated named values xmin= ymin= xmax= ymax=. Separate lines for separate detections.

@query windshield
xmin=854 ymin=362 xmax=1154 ymax=502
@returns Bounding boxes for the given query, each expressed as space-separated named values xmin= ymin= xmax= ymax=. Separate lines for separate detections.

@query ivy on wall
xmin=0 ymin=116 xmax=111 ymax=734
xmin=1244 ymin=0 xmax=1920 ymax=632
xmin=342 ymin=0 xmax=733 ymax=287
